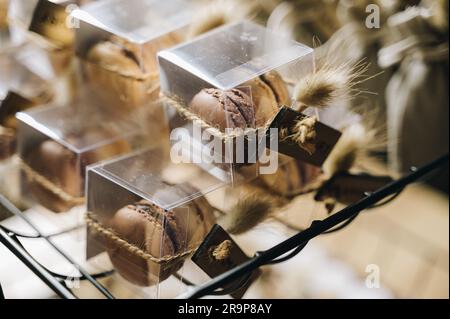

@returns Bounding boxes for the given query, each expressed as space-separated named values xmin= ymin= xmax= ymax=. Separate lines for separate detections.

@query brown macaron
xmin=245 ymin=70 xmax=290 ymax=127
xmin=189 ymin=88 xmax=256 ymax=131
xmin=24 ymin=140 xmax=81 ymax=212
xmin=24 ymin=131 xmax=131 ymax=212
xmin=104 ymin=184 xmax=215 ymax=286
xmin=84 ymin=33 xmax=181 ymax=111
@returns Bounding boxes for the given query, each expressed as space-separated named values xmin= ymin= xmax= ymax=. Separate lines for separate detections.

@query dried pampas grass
xmin=293 ymin=59 xmax=371 ymax=111
xmin=218 ymin=187 xmax=286 ymax=235
xmin=322 ymin=122 xmax=381 ymax=177
xmin=187 ymin=0 xmax=256 ymax=39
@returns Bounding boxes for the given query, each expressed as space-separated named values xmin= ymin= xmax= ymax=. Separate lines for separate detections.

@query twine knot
xmin=212 ymin=240 xmax=233 ymax=261
xmin=291 ymin=116 xmax=318 ymax=155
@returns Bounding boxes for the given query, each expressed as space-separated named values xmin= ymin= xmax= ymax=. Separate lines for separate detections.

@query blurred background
xmin=0 ymin=0 xmax=448 ymax=299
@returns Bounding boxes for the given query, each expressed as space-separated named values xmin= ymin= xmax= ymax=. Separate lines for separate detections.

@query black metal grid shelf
xmin=0 ymin=154 xmax=448 ymax=299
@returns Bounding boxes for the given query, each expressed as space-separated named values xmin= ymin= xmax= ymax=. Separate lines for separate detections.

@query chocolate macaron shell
xmin=84 ymin=37 xmax=158 ymax=110
xmin=87 ymin=41 xmax=144 ymax=78
xmin=189 ymin=89 xmax=229 ymax=130
xmin=246 ymin=77 xmax=278 ymax=127
xmin=154 ymin=209 xmax=187 ymax=282
xmin=189 ymin=88 xmax=255 ymax=131
xmin=228 ymin=89 xmax=256 ymax=128
xmin=104 ymin=182 xmax=215 ymax=287
xmin=107 ymin=202 xmax=178 ymax=286
xmin=25 ymin=140 xmax=81 ymax=212
xmin=246 ymin=71 xmax=289 ymax=127
xmin=175 ymin=184 xmax=215 ymax=247
xmin=261 ymin=71 xmax=290 ymax=106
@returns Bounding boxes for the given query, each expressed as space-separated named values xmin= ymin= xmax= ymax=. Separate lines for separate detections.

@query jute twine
xmin=212 ymin=240 xmax=232 ymax=261
xmin=85 ymin=212 xmax=195 ymax=265
xmin=19 ymin=159 xmax=85 ymax=206
xmin=289 ymin=116 xmax=318 ymax=155
xmin=160 ymin=93 xmax=264 ymax=141
xmin=160 ymin=93 xmax=319 ymax=152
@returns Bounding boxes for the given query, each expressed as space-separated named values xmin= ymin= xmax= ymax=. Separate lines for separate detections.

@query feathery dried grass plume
xmin=293 ymin=59 xmax=371 ymax=112
xmin=322 ymin=122 xmax=381 ymax=178
xmin=187 ymin=0 xmax=256 ymax=39
xmin=219 ymin=187 xmax=285 ymax=235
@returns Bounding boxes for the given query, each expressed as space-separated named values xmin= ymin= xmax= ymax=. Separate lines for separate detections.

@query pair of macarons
xmin=189 ymin=71 xmax=290 ymax=131
xmin=23 ymin=130 xmax=131 ymax=212
xmin=83 ymin=32 xmax=182 ymax=111
xmin=96 ymin=182 xmax=215 ymax=287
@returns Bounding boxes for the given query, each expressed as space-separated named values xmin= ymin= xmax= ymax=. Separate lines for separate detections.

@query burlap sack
xmin=380 ymin=7 xmax=449 ymax=191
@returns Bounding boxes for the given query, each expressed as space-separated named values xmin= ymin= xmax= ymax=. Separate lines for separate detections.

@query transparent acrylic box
xmin=86 ymin=146 xmax=226 ymax=298
xmin=16 ymin=102 xmax=144 ymax=213
xmin=158 ymin=21 xmax=314 ymax=183
xmin=1 ymin=49 xmax=54 ymax=161
xmin=7 ymin=0 xmax=97 ymax=76
xmin=73 ymin=0 xmax=193 ymax=111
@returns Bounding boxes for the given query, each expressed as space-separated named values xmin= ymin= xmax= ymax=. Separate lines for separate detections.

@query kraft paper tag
xmin=191 ymin=224 xmax=261 ymax=299
xmin=265 ymin=106 xmax=341 ymax=167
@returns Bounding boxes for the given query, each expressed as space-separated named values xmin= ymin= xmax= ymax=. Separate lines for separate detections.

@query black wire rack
xmin=0 ymin=153 xmax=448 ymax=299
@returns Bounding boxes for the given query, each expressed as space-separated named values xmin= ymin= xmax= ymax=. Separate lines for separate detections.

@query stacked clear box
xmin=158 ymin=21 xmax=315 ymax=183
xmin=16 ymin=101 xmax=145 ymax=213
xmin=86 ymin=146 xmax=225 ymax=298
xmin=1 ymin=46 xmax=54 ymax=161
xmin=73 ymin=0 xmax=194 ymax=112
xmin=7 ymin=0 xmax=97 ymax=77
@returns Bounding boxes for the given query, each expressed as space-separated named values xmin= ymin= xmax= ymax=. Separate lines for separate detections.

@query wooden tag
xmin=264 ymin=106 xmax=341 ymax=167
xmin=191 ymin=224 xmax=261 ymax=299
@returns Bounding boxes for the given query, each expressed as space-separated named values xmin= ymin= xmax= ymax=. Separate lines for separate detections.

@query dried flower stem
xmin=293 ymin=59 xmax=371 ymax=111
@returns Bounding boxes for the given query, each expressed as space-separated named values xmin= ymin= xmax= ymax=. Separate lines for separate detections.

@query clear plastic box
xmin=158 ymin=21 xmax=315 ymax=183
xmin=73 ymin=0 xmax=193 ymax=111
xmin=15 ymin=102 xmax=145 ymax=213
xmin=84 ymin=146 xmax=324 ymax=298
xmin=7 ymin=0 xmax=97 ymax=75
xmin=86 ymin=146 xmax=226 ymax=298
xmin=1 ymin=49 xmax=54 ymax=161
